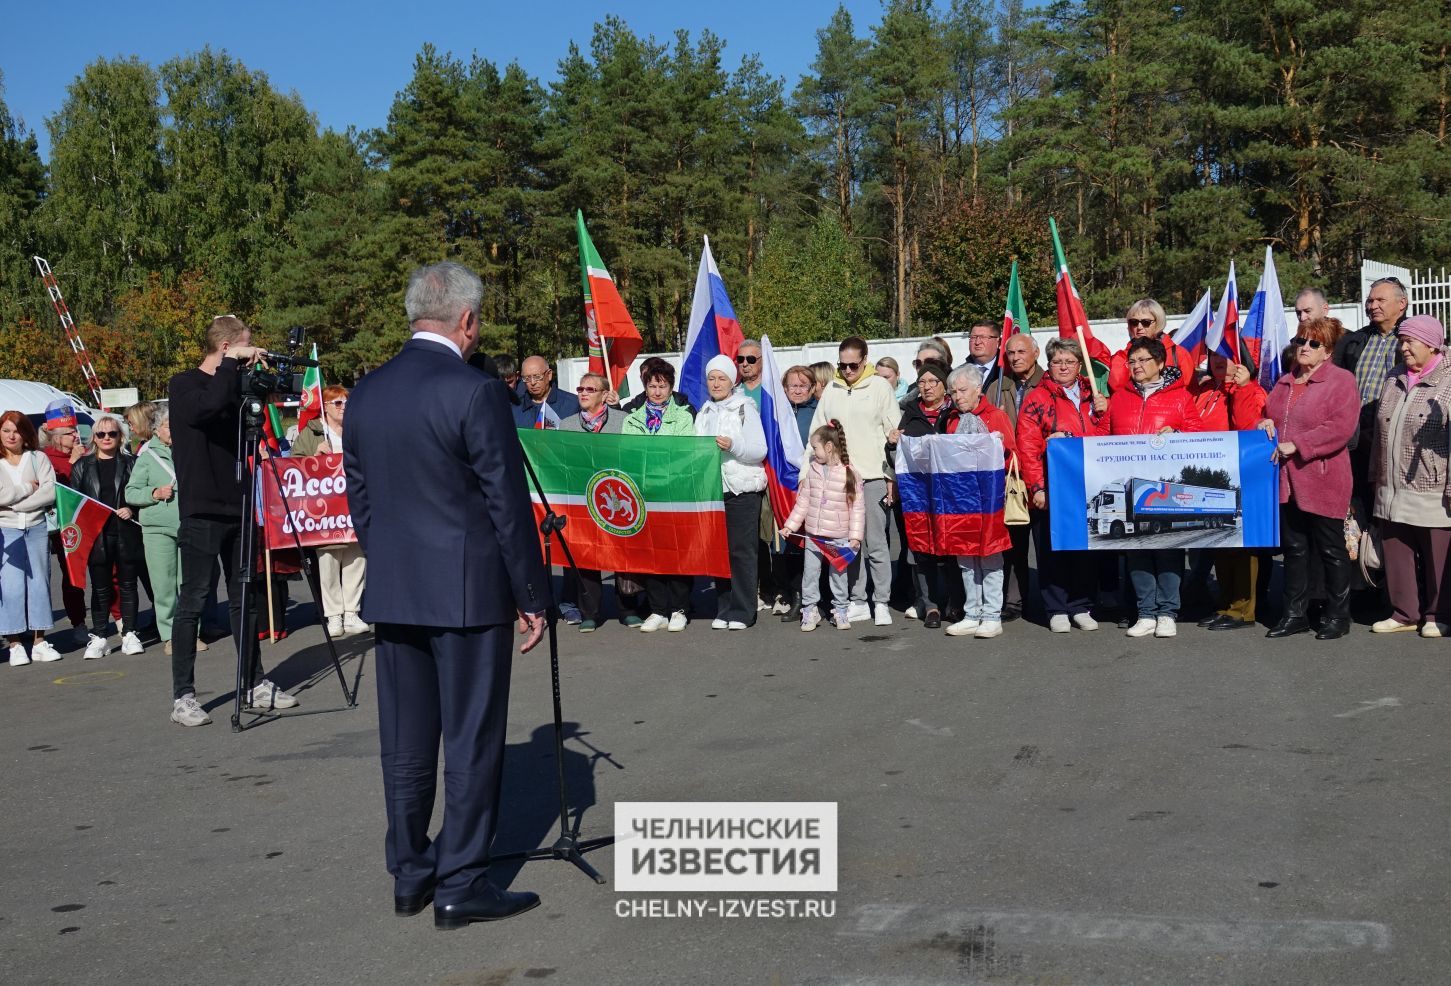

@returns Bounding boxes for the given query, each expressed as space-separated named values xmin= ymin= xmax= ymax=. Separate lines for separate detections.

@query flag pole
xmin=265 ymin=546 xmax=276 ymax=643
xmin=1077 ymin=326 xmax=1101 ymax=401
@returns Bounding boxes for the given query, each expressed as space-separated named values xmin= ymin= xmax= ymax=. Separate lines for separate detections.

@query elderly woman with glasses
xmin=1369 ymin=315 xmax=1451 ymax=637
xmin=70 ymin=413 xmax=146 ymax=659
xmin=1258 ymin=317 xmax=1360 ymax=640
xmin=559 ymin=373 xmax=632 ymax=632
xmin=1106 ymin=299 xmax=1196 ymax=393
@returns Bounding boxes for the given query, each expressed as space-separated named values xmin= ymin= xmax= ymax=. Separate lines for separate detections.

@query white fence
xmin=1409 ymin=267 xmax=1451 ymax=330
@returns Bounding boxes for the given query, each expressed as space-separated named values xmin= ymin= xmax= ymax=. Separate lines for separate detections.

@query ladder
xmin=32 ymin=256 xmax=104 ymax=407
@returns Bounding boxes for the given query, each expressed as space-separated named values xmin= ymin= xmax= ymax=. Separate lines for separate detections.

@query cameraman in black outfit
xmin=165 ymin=315 xmax=298 ymax=727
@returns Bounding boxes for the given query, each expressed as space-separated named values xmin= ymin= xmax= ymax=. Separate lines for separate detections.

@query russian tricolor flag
xmin=758 ymin=334 xmax=804 ymax=526
xmin=1207 ymin=260 xmax=1242 ymax=363
xmin=1170 ymin=288 xmax=1214 ymax=367
xmin=681 ymin=236 xmax=745 ymax=413
xmin=806 ymin=535 xmax=857 ymax=573
xmin=894 ymin=433 xmax=1011 ymax=557
xmin=1242 ymin=246 xmax=1288 ymax=388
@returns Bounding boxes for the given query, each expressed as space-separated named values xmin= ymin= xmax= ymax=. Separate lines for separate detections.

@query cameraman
xmin=165 ymin=315 xmax=298 ymax=727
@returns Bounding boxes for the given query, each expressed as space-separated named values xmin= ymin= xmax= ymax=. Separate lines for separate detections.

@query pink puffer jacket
xmin=781 ymin=461 xmax=865 ymax=542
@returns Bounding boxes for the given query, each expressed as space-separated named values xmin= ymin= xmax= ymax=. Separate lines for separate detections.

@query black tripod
xmin=493 ymin=449 xmax=615 ymax=884
xmin=231 ymin=397 xmax=359 ymax=732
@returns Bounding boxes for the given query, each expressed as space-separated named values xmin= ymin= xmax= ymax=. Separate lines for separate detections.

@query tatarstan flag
xmin=516 ymin=430 xmax=729 ymax=578
xmin=54 ymin=485 xmax=113 ymax=588
xmin=1050 ymin=217 xmax=1111 ymax=391
xmin=998 ymin=259 xmax=1029 ymax=407
xmin=294 ymin=344 xmax=323 ymax=432
xmin=577 ymin=210 xmax=643 ymax=397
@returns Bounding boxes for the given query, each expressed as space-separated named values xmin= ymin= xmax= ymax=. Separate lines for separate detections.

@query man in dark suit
xmin=343 ymin=261 xmax=549 ymax=930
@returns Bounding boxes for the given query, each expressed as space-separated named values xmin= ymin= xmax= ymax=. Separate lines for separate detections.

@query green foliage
xmin=1178 ymin=465 xmax=1234 ymax=491
xmin=746 ymin=213 xmax=884 ymax=346
xmin=913 ymin=200 xmax=1056 ymax=332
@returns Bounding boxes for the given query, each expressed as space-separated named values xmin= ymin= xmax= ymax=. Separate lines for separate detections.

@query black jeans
xmin=1280 ymin=503 xmax=1351 ymax=623
xmin=88 ymin=532 xmax=139 ymax=635
xmin=645 ymin=575 xmax=692 ymax=617
xmin=1031 ymin=509 xmax=1093 ymax=617
xmin=171 ymin=514 xmax=259 ymax=701
xmin=1002 ymin=522 xmax=1033 ymax=615
xmin=716 ymin=492 xmax=762 ymax=624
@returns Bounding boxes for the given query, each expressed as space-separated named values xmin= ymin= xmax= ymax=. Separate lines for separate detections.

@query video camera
xmin=242 ymin=325 xmax=317 ymax=400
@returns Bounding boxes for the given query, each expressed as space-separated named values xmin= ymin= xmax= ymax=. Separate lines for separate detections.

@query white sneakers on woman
xmin=639 ymin=614 xmax=669 ymax=632
xmin=31 ymin=640 xmax=62 ymax=662
xmin=1125 ymin=618 xmax=1156 ymax=638
xmin=83 ymin=634 xmax=109 ymax=660
xmin=121 ymin=631 xmax=144 ymax=655
xmin=8 ymin=642 xmax=30 ymax=666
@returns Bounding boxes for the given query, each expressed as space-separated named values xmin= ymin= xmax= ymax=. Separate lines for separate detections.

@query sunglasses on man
xmin=735 ymin=354 xmax=759 ymax=365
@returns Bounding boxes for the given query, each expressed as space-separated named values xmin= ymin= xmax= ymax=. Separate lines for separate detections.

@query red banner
xmin=258 ymin=453 xmax=357 ymax=549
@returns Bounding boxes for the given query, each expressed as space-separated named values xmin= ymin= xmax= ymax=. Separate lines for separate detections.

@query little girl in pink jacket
xmin=780 ymin=420 xmax=865 ymax=630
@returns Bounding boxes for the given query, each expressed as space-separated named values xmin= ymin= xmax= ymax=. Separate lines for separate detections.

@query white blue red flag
xmin=894 ymin=433 xmax=1011 ymax=558
xmin=1170 ymin=288 xmax=1214 ymax=367
xmin=758 ymin=334 xmax=804 ymax=526
xmin=1242 ymin=246 xmax=1288 ymax=388
xmin=805 ymin=535 xmax=857 ymax=573
xmin=1207 ymin=260 xmax=1242 ymax=363
xmin=681 ymin=236 xmax=745 ymax=412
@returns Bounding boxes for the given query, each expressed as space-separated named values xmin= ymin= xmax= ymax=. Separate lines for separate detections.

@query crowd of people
xmin=2 ymin=275 xmax=1446 ymax=688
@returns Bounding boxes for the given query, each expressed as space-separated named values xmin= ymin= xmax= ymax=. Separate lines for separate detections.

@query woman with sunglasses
xmin=562 ymin=373 xmax=633 ymax=632
xmin=70 ymin=413 xmax=146 ymax=659
xmin=0 ymin=411 xmax=60 ymax=666
xmin=1258 ymin=317 xmax=1360 ymax=640
xmin=1106 ymin=299 xmax=1195 ymax=394
xmin=294 ymin=386 xmax=371 ymax=636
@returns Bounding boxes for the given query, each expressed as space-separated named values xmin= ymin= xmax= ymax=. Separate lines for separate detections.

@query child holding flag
xmin=780 ymin=420 xmax=864 ymax=631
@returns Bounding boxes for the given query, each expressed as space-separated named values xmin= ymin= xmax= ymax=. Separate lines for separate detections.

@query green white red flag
xmin=516 ymin=430 xmax=729 ymax=578
xmin=1050 ymin=217 xmax=1111 ymax=389
xmin=54 ymin=485 xmax=112 ymax=589
xmin=577 ymin=210 xmax=642 ymax=397
xmin=294 ymin=344 xmax=323 ymax=432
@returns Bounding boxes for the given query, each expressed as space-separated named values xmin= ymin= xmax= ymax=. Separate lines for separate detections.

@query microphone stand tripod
xmin=493 ymin=447 xmax=615 ymax=884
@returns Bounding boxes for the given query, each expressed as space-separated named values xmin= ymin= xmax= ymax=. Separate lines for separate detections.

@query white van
xmin=0 ymin=379 xmax=102 ymax=441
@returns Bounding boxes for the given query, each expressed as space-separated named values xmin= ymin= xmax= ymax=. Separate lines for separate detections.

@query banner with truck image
xmin=1046 ymin=430 xmax=1279 ymax=551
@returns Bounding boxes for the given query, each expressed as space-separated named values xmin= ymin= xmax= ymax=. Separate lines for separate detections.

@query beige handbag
xmin=1004 ymin=456 xmax=1030 ymax=526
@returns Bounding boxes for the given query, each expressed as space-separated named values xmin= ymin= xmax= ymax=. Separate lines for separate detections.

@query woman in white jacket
xmin=0 ymin=411 xmax=60 ymax=666
xmin=695 ymin=354 xmax=767 ymax=629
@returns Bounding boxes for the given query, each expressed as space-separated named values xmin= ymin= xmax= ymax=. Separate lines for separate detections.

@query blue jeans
xmin=958 ymin=552 xmax=1004 ymax=621
xmin=1127 ymin=549 xmax=1183 ymax=618
xmin=1 ymin=524 xmax=54 ymax=635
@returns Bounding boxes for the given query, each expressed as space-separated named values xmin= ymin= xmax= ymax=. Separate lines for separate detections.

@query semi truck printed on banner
xmin=1048 ymin=430 xmax=1278 ymax=551
xmin=1089 ymin=478 xmax=1239 ymax=539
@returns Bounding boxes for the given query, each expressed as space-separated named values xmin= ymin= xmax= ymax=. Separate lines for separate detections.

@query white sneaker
xmin=667 ymin=611 xmax=688 ymax=632
xmin=757 ymin=596 xmax=771 ymax=612
xmin=121 ymin=631 xmax=144 ymax=655
xmin=1421 ymin=622 xmax=1449 ymax=638
xmin=343 ymin=613 xmax=370 ymax=635
xmin=246 ymin=678 xmax=299 ymax=711
xmin=904 ymin=606 xmax=919 ymax=620
xmin=800 ymin=611 xmax=820 ymax=632
xmin=711 ymin=618 xmax=728 ymax=630
xmin=1371 ymin=618 xmax=1416 ymax=633
xmin=771 ymin=599 xmax=792 ymax=615
xmin=31 ymin=640 xmax=62 ymax=663
xmin=639 ymin=614 xmax=669 ymax=633
xmin=8 ymin=642 xmax=30 ymax=666
xmin=847 ymin=602 xmax=871 ymax=623
xmin=1072 ymin=613 xmax=1100 ymax=631
xmin=83 ymin=634 xmax=109 ymax=660
xmin=1049 ymin=614 xmax=1071 ymax=633
xmin=170 ymin=693 xmax=211 ymax=727
xmin=1125 ymin=618 xmax=1157 ymax=638
xmin=873 ymin=604 xmax=893 ymax=626
xmin=945 ymin=618 xmax=981 ymax=637
xmin=326 ymin=615 xmax=343 ymax=637
xmin=560 ymin=603 xmax=583 ymax=626
xmin=727 ymin=621 xmax=748 ymax=630
xmin=975 ymin=621 xmax=1003 ymax=639
xmin=1155 ymin=616 xmax=1177 ymax=638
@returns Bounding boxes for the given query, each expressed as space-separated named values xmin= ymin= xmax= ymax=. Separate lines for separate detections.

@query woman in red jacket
xmin=1191 ymin=353 xmax=1269 ymax=631
xmin=1090 ymin=336 xmax=1204 ymax=639
xmin=1018 ymin=338 xmax=1099 ymax=632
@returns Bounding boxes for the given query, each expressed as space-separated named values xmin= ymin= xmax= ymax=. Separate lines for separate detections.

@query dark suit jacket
xmin=343 ymin=338 xmax=550 ymax=627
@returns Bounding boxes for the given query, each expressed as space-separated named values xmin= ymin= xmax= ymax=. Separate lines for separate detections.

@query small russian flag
xmin=806 ymin=535 xmax=857 ymax=573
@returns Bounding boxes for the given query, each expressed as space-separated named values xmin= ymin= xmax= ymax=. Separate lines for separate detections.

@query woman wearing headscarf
xmin=1370 ymin=314 xmax=1451 ymax=637
xmin=695 ymin=354 xmax=767 ymax=629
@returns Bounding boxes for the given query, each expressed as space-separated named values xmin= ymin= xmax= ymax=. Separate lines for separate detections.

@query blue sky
xmin=1 ymin=0 xmax=885 ymax=162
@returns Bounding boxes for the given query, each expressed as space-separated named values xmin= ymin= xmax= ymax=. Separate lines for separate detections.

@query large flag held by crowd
xmin=517 ymin=430 xmax=731 ymax=578
xmin=894 ymin=434 xmax=1010 ymax=557
xmin=577 ymin=210 xmax=643 ymax=396
xmin=680 ymin=236 xmax=745 ymax=413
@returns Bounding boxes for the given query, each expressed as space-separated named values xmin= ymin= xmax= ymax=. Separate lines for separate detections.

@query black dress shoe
xmin=435 ymin=882 xmax=541 ymax=930
xmin=1315 ymin=620 xmax=1350 ymax=640
xmin=1266 ymin=617 xmax=1311 ymax=638
xmin=1207 ymin=616 xmax=1254 ymax=631
xmin=1196 ymin=614 xmax=1223 ymax=627
xmin=395 ymin=883 xmax=435 ymax=917
xmin=923 ymin=610 xmax=942 ymax=629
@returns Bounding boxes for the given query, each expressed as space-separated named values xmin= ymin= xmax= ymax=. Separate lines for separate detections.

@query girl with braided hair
xmin=780 ymin=419 xmax=864 ymax=631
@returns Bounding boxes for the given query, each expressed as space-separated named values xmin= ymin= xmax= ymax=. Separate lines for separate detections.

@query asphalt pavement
xmin=3 ymin=566 xmax=1449 ymax=986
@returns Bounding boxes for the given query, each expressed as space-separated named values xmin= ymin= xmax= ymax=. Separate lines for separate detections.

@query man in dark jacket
xmin=985 ymin=332 xmax=1044 ymax=621
xmin=512 ymin=355 xmax=580 ymax=428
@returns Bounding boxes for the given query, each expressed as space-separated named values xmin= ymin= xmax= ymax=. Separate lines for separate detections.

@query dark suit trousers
xmin=376 ymin=621 xmax=513 ymax=906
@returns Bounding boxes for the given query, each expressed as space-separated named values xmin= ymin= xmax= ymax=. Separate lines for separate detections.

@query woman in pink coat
xmin=780 ymin=420 xmax=865 ymax=631
xmin=1258 ymin=317 xmax=1361 ymax=640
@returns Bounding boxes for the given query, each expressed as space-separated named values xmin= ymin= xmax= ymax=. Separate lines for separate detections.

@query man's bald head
xmin=521 ymin=356 xmax=553 ymax=400
xmin=1004 ymin=333 xmax=1039 ymax=378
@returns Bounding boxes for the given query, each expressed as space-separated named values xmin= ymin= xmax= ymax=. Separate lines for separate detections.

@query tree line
xmin=2 ymin=0 xmax=1448 ymax=396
